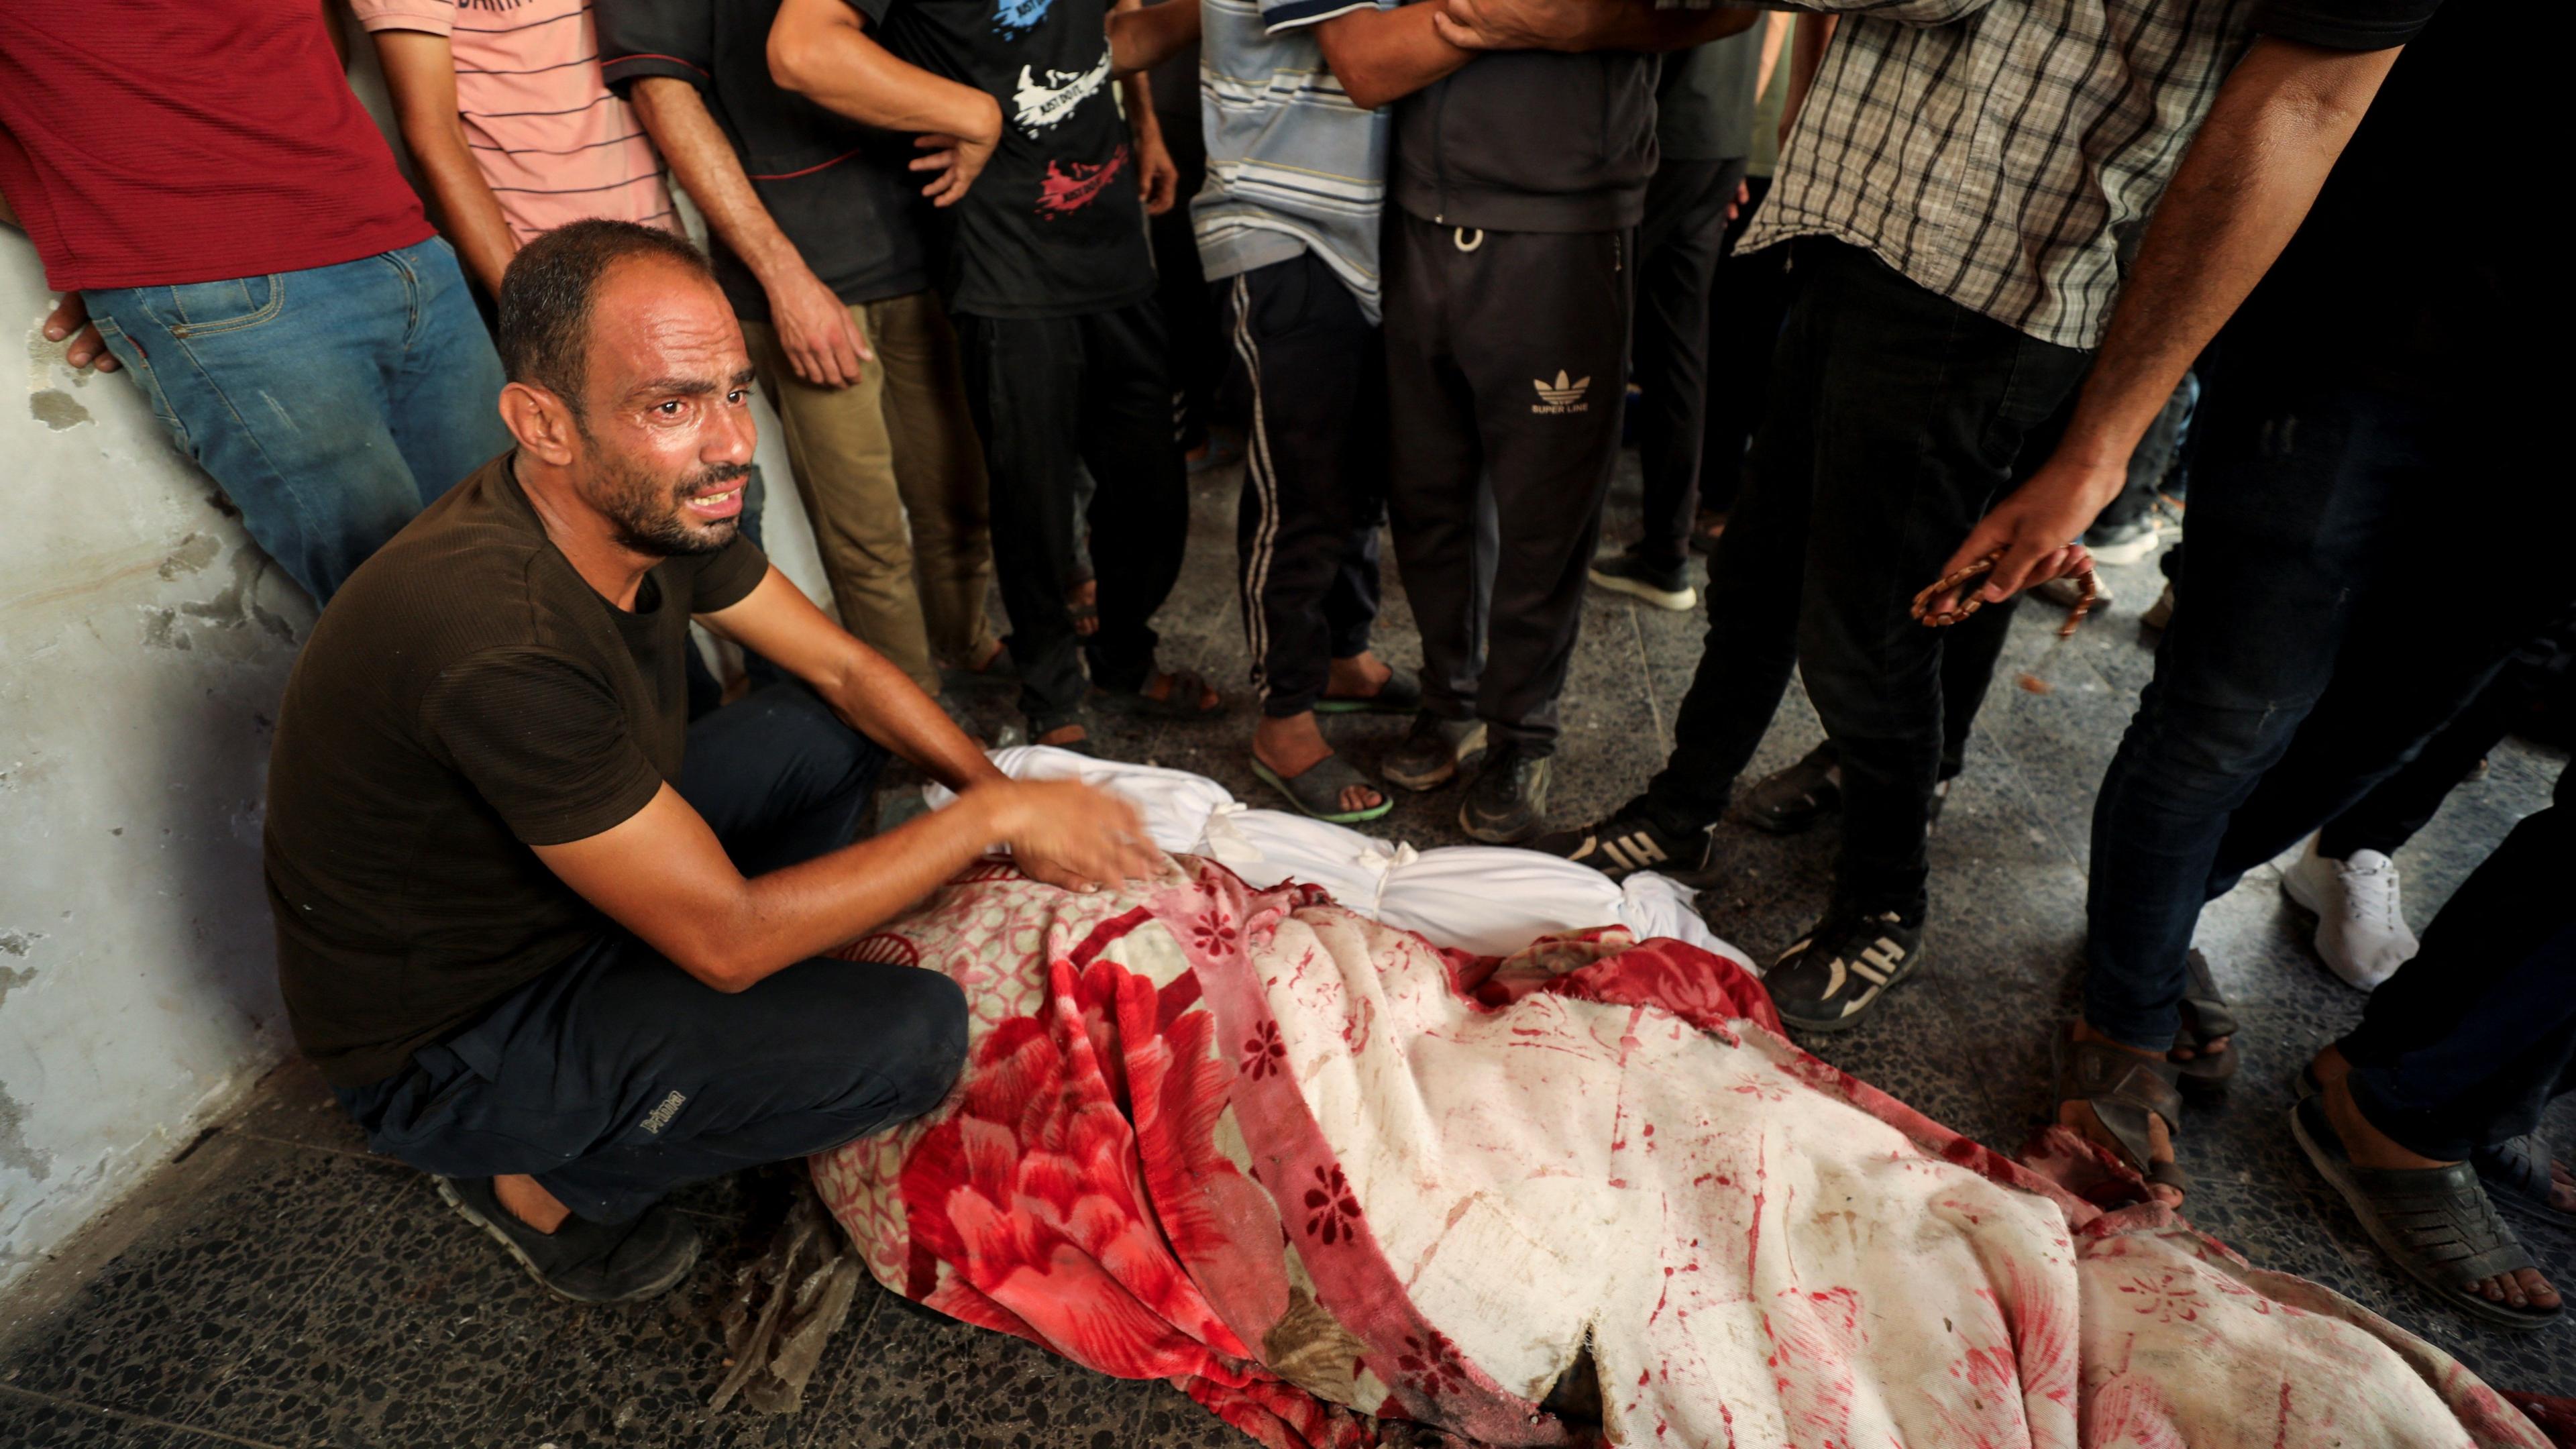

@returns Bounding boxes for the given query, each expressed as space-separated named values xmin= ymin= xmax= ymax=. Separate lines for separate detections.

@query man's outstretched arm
xmin=535 ymin=772 xmax=1155 ymax=993
xmin=533 ymin=565 xmax=1161 ymax=990
xmin=768 ymin=0 xmax=1004 ymax=205
xmin=1926 ymin=34 xmax=2405 ymax=608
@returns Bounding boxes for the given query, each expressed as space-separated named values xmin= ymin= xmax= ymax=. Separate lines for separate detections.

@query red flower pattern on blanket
xmin=811 ymin=857 xmax=2553 ymax=1449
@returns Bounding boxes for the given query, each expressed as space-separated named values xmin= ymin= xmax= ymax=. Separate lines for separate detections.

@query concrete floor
xmin=4 ymin=449 xmax=2571 ymax=1447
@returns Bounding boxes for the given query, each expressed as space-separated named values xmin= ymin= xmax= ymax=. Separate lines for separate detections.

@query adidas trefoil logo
xmin=1532 ymin=370 xmax=1590 ymax=415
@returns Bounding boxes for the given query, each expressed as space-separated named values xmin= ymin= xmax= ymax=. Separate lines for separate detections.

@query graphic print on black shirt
xmin=849 ymin=0 xmax=1155 ymax=318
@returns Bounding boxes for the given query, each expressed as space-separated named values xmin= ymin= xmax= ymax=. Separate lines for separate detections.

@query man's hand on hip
xmin=44 ymin=293 xmax=120 ymax=374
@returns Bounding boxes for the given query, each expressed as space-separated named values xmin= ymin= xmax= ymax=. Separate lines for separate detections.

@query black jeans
xmin=2341 ymin=771 xmax=2575 ymax=1162
xmin=1215 ymin=254 xmax=1385 ymax=718
xmin=955 ymin=302 xmax=1189 ymax=728
xmin=1697 ymin=173 xmax=1787 ymax=517
xmin=1631 ymin=154 xmax=1748 ymax=570
xmin=1385 ymin=211 xmax=1634 ymax=754
xmin=2084 ymin=362 xmax=2571 ymax=1050
xmin=2316 ymin=670 xmax=2516 ymax=860
xmin=1640 ymin=239 xmax=2088 ymax=921
xmin=337 ymin=686 xmax=968 ymax=1224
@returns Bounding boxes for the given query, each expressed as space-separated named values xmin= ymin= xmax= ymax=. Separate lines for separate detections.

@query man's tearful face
xmin=576 ymin=260 xmax=761 ymax=558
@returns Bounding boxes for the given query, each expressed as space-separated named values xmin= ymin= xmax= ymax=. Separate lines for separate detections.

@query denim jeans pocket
xmin=162 ymin=274 xmax=286 ymax=339
xmin=85 ymin=315 xmax=197 ymax=459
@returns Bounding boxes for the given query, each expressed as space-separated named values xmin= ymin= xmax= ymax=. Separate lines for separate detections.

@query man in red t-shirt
xmin=0 ymin=1 xmax=512 ymax=603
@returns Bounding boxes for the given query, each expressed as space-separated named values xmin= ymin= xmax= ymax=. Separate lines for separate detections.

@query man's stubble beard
xmin=594 ymin=449 xmax=749 ymax=557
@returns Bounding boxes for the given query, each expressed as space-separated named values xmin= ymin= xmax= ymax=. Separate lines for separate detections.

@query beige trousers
xmin=743 ymin=290 xmax=998 ymax=693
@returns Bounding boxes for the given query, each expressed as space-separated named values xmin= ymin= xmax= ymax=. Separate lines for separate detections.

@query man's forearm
xmin=816 ymin=632 xmax=1004 ymax=796
xmin=371 ymin=30 xmax=519 ymax=294
xmin=631 ymin=78 xmax=810 ymax=290
xmin=769 ymin=0 xmax=996 ymax=136
xmin=1318 ymin=5 xmax=1474 ymax=111
xmin=1109 ymin=0 xmax=1201 ymax=74
xmin=2046 ymin=36 xmax=2398 ymax=483
xmin=1577 ymin=3 xmax=1758 ymax=55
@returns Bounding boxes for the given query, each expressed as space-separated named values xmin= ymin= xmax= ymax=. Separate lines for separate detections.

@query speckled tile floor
xmin=3 ymin=452 xmax=2569 ymax=1446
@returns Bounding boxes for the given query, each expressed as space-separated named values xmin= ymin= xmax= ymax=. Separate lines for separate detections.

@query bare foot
xmin=1138 ymin=669 xmax=1220 ymax=714
xmin=967 ymin=637 xmax=1008 ymax=674
xmin=1255 ymin=712 xmax=1382 ymax=815
xmin=1068 ymin=578 xmax=1099 ymax=637
xmin=2060 ymin=1020 xmax=2185 ymax=1208
xmin=1324 ymin=651 xmax=1394 ymax=702
xmin=494 ymin=1173 xmax=571 ymax=1234
xmin=2168 ymin=999 xmax=2231 ymax=1065
xmin=1038 ymin=722 xmax=1089 ymax=749
xmin=2316 ymin=1065 xmax=2561 ymax=1311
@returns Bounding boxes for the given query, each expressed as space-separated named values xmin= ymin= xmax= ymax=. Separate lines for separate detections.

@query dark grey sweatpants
xmin=1383 ymin=211 xmax=1633 ymax=755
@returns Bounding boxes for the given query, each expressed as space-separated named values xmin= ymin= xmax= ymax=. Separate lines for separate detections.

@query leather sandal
xmin=2292 ymin=1095 xmax=2561 ymax=1330
xmin=2172 ymin=949 xmax=2239 ymax=1103
xmin=2475 ymin=1134 xmax=2576 ymax=1235
xmin=2055 ymin=1026 xmax=2190 ymax=1200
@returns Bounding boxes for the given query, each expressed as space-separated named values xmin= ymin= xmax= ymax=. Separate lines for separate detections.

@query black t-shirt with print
xmin=848 ymin=0 xmax=1155 ymax=318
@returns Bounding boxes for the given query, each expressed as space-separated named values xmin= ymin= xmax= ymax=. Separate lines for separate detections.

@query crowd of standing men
xmin=7 ymin=0 xmax=2574 ymax=1329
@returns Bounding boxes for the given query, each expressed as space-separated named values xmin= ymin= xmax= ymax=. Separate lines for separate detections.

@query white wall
xmin=0 ymin=40 xmax=833 ymax=1287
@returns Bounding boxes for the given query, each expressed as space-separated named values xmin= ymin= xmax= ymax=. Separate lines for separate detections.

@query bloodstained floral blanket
xmin=809 ymin=856 xmax=2546 ymax=1448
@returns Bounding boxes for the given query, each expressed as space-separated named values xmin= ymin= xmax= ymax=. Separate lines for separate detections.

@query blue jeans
xmin=85 ymin=237 xmax=511 ymax=602
xmin=2082 ymin=363 xmax=2565 ymax=1051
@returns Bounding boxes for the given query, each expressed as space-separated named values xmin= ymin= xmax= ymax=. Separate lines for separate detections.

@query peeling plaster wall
xmin=0 ymin=232 xmax=318 ymax=1289
xmin=0 ymin=46 xmax=834 ymax=1285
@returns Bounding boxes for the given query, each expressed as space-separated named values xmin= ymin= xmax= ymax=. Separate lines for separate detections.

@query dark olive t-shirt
xmin=264 ymin=453 xmax=769 ymax=1087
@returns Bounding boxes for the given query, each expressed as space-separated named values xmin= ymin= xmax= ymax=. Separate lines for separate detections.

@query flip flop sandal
xmin=2055 ymin=1026 xmax=2191 ymax=1201
xmin=2173 ymin=949 xmax=2240 ymax=1103
xmin=2291 ymin=1095 xmax=2561 ymax=1330
xmin=1735 ymin=742 xmax=1841 ymax=836
xmin=1097 ymin=667 xmax=1228 ymax=722
xmin=2475 ymin=1134 xmax=2576 ymax=1235
xmin=1253 ymin=751 xmax=1394 ymax=824
xmin=1314 ymin=664 xmax=1424 ymax=716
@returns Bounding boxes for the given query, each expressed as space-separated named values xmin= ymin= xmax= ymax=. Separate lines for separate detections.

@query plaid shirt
xmin=1741 ymin=0 xmax=2257 ymax=350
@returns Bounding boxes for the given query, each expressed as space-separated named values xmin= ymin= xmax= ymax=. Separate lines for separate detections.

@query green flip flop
xmin=1253 ymin=751 xmax=1394 ymax=824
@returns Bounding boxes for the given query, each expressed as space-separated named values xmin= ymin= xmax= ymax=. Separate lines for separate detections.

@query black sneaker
xmin=1735 ymin=742 xmax=1841 ymax=835
xmin=1737 ymin=743 xmax=1953 ymax=836
xmin=1384 ymin=711 xmax=1487 ymax=792
xmin=1588 ymin=551 xmax=1697 ymax=611
xmin=1764 ymin=908 xmax=1925 ymax=1032
xmin=1529 ymin=806 xmax=1713 ymax=880
xmin=437 ymin=1177 xmax=702 ymax=1304
xmin=1460 ymin=745 xmax=1552 ymax=844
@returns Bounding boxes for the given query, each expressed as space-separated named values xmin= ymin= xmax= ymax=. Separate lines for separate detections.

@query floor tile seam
xmin=1966 ymin=722 xmax=2093 ymax=879
xmin=172 ymin=1172 xmax=435 ymax=1431
xmin=1623 ymin=601 xmax=1668 ymax=743
xmin=0 ymin=1382 xmax=294 ymax=1449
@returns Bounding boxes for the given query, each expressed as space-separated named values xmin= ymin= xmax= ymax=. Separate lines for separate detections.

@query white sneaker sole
xmin=1589 ymin=568 xmax=1697 ymax=612
xmin=2084 ymin=531 xmax=2164 ymax=567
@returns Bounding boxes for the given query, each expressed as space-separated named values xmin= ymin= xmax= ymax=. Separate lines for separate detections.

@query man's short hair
xmin=498 ymin=220 xmax=713 ymax=415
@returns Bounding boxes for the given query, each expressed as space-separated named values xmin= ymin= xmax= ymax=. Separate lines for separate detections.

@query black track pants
xmin=1383 ymin=211 xmax=1633 ymax=755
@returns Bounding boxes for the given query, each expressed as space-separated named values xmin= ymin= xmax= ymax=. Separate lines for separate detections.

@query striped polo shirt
xmin=350 ymin=0 xmax=676 ymax=241
xmin=1191 ymin=0 xmax=1391 ymax=322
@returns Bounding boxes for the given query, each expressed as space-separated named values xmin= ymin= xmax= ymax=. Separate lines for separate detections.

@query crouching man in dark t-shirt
xmin=262 ymin=220 xmax=1159 ymax=1304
